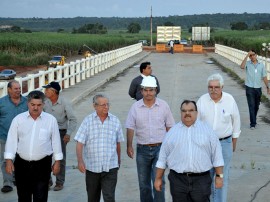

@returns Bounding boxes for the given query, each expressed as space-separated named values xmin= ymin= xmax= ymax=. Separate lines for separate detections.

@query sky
xmin=1 ymin=0 xmax=269 ymax=18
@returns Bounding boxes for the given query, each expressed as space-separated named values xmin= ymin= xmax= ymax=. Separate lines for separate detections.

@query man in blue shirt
xmin=240 ymin=50 xmax=270 ymax=129
xmin=0 ymin=81 xmax=28 ymax=193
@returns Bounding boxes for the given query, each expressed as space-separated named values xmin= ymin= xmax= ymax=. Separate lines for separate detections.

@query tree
xmin=75 ymin=23 xmax=107 ymax=34
xmin=164 ymin=21 xmax=174 ymax=26
xmin=230 ymin=22 xmax=248 ymax=30
xmin=127 ymin=23 xmax=141 ymax=33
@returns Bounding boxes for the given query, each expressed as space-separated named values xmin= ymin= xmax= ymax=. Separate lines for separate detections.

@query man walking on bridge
xmin=126 ymin=76 xmax=175 ymax=202
xmin=197 ymin=73 xmax=241 ymax=202
xmin=240 ymin=50 xmax=270 ymax=129
xmin=43 ymin=81 xmax=77 ymax=191
xmin=128 ymin=62 xmax=160 ymax=101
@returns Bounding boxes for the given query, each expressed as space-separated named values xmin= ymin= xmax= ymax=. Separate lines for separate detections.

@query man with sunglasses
xmin=197 ymin=73 xmax=241 ymax=202
xmin=240 ymin=50 xmax=270 ymax=129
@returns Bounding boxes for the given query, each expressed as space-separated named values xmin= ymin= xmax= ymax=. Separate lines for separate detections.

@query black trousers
xmin=14 ymin=154 xmax=52 ymax=202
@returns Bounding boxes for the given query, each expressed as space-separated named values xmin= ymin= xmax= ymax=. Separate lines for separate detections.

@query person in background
xmin=43 ymin=81 xmax=77 ymax=191
xmin=0 ymin=80 xmax=28 ymax=193
xmin=240 ymin=50 xmax=270 ymax=129
xmin=169 ymin=40 xmax=174 ymax=54
xmin=4 ymin=90 xmax=63 ymax=202
xmin=197 ymin=73 xmax=241 ymax=202
xmin=155 ymin=100 xmax=224 ymax=202
xmin=126 ymin=76 xmax=175 ymax=202
xmin=128 ymin=61 xmax=160 ymax=101
xmin=74 ymin=93 xmax=124 ymax=202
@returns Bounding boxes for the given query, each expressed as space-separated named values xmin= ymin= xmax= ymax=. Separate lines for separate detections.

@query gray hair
xmin=207 ymin=73 xmax=224 ymax=87
xmin=92 ymin=93 xmax=109 ymax=105
xmin=7 ymin=80 xmax=20 ymax=88
xmin=27 ymin=90 xmax=45 ymax=103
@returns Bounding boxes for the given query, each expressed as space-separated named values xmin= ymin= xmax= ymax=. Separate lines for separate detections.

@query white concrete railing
xmin=0 ymin=43 xmax=142 ymax=97
xmin=215 ymin=44 xmax=270 ymax=79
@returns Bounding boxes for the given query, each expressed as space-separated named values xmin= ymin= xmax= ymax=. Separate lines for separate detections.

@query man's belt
xmin=138 ymin=143 xmax=162 ymax=147
xmin=219 ymin=135 xmax=232 ymax=141
xmin=171 ymin=170 xmax=210 ymax=176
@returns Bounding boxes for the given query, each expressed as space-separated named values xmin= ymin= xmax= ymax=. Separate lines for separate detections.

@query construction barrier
xmin=192 ymin=45 xmax=203 ymax=53
xmin=156 ymin=44 xmax=166 ymax=52
xmin=174 ymin=44 xmax=184 ymax=52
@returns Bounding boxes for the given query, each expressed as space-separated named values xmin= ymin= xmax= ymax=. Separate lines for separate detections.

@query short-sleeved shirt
xmin=245 ymin=60 xmax=267 ymax=88
xmin=74 ymin=112 xmax=124 ymax=173
xmin=125 ymin=98 xmax=175 ymax=144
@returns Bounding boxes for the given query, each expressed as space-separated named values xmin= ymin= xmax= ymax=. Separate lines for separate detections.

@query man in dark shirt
xmin=128 ymin=62 xmax=160 ymax=100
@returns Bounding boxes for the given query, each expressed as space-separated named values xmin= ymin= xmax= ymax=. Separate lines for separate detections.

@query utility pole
xmin=150 ymin=6 xmax=153 ymax=46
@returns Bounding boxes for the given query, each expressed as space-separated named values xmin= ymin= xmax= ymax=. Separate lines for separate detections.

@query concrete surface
xmin=1 ymin=51 xmax=270 ymax=202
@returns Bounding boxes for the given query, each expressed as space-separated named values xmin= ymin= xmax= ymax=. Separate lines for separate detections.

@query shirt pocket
xmin=39 ymin=129 xmax=50 ymax=141
xmin=222 ymin=113 xmax=231 ymax=123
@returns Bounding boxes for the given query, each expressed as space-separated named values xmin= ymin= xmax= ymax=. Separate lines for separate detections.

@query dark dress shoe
xmin=1 ymin=186 xmax=13 ymax=193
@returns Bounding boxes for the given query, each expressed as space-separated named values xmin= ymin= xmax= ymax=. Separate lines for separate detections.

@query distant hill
xmin=0 ymin=13 xmax=269 ymax=31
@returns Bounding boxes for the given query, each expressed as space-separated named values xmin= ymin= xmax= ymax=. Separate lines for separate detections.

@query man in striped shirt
xmin=126 ymin=76 xmax=175 ymax=202
xmin=74 ymin=93 xmax=124 ymax=202
xmin=155 ymin=100 xmax=224 ymax=202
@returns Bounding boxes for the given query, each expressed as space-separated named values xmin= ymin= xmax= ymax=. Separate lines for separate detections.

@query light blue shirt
xmin=0 ymin=95 xmax=28 ymax=141
xmin=245 ymin=60 xmax=267 ymax=88
xmin=156 ymin=120 xmax=224 ymax=173
xmin=74 ymin=112 xmax=124 ymax=173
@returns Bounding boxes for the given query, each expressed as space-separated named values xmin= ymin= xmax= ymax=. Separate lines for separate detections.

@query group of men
xmin=0 ymin=49 xmax=268 ymax=202
xmin=1 ymin=81 xmax=77 ymax=201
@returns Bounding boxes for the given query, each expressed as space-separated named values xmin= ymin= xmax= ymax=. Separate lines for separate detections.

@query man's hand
xmin=78 ymin=160 xmax=86 ymax=173
xmin=154 ymin=178 xmax=163 ymax=192
xmin=52 ymin=161 xmax=60 ymax=175
xmin=215 ymin=177 xmax=223 ymax=189
xmin=127 ymin=146 xmax=134 ymax=159
xmin=63 ymin=134 xmax=70 ymax=144
xmin=5 ymin=159 xmax=14 ymax=174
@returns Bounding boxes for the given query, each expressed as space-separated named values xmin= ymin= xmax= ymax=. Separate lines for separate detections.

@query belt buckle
xmin=186 ymin=172 xmax=192 ymax=176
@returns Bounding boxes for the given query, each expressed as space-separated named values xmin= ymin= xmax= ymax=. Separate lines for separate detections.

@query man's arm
xmin=128 ymin=78 xmax=137 ymax=99
xmin=64 ymin=101 xmax=78 ymax=144
xmin=154 ymin=168 xmax=165 ymax=191
xmin=214 ymin=166 xmax=224 ymax=189
xmin=117 ymin=142 xmax=121 ymax=167
xmin=76 ymin=142 xmax=86 ymax=173
xmin=263 ymin=76 xmax=270 ymax=94
xmin=126 ymin=128 xmax=135 ymax=159
xmin=240 ymin=51 xmax=251 ymax=69
xmin=5 ymin=159 xmax=14 ymax=174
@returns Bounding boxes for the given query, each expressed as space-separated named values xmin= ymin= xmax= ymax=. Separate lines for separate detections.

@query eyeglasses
xmin=181 ymin=109 xmax=196 ymax=113
xmin=208 ymin=86 xmax=221 ymax=90
xmin=96 ymin=103 xmax=110 ymax=107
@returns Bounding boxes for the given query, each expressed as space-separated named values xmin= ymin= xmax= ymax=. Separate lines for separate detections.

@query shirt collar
xmin=93 ymin=111 xmax=111 ymax=120
xmin=138 ymin=98 xmax=159 ymax=107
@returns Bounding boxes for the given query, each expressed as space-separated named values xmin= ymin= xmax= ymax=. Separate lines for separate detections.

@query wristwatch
xmin=216 ymin=174 xmax=224 ymax=178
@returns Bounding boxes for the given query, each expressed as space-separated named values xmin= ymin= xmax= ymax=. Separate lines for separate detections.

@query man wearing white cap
xmin=126 ymin=76 xmax=175 ymax=202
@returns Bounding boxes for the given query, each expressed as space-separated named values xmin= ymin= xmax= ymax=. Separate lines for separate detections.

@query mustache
xmin=184 ymin=115 xmax=191 ymax=118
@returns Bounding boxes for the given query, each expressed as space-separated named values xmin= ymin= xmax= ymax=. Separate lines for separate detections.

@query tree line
xmin=0 ymin=13 xmax=269 ymax=32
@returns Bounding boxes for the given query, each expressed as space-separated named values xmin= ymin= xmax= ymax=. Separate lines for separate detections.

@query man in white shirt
xmin=197 ymin=73 xmax=241 ymax=202
xmin=155 ymin=100 xmax=224 ymax=201
xmin=4 ymin=90 xmax=63 ymax=202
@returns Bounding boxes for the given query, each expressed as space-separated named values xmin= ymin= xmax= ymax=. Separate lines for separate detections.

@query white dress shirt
xmin=4 ymin=111 xmax=63 ymax=161
xmin=156 ymin=120 xmax=224 ymax=173
xmin=197 ymin=92 xmax=241 ymax=139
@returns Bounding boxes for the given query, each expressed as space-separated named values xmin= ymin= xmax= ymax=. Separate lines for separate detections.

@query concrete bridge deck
xmin=1 ymin=51 xmax=270 ymax=202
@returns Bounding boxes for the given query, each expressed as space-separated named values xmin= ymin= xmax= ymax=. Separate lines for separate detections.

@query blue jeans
xmin=136 ymin=144 xmax=165 ymax=202
xmin=210 ymin=137 xmax=233 ymax=202
xmin=0 ymin=139 xmax=14 ymax=187
xmin=245 ymin=86 xmax=262 ymax=127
